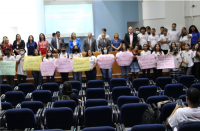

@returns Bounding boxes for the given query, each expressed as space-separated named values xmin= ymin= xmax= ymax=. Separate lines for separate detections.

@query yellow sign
xmin=23 ymin=56 xmax=42 ymax=71
xmin=73 ymin=57 xmax=90 ymax=72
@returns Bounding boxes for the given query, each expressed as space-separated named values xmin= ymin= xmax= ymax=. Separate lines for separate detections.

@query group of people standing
xmin=1 ymin=23 xmax=200 ymax=88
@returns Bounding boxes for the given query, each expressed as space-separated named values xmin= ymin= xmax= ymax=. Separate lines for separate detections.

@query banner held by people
xmin=157 ymin=55 xmax=175 ymax=69
xmin=116 ymin=52 xmax=133 ymax=66
xmin=40 ymin=61 xmax=56 ymax=76
xmin=73 ymin=57 xmax=90 ymax=72
xmin=97 ymin=54 xmax=115 ymax=69
xmin=137 ymin=54 xmax=156 ymax=69
xmin=23 ymin=56 xmax=42 ymax=71
xmin=0 ymin=61 xmax=16 ymax=75
xmin=55 ymin=58 xmax=73 ymax=72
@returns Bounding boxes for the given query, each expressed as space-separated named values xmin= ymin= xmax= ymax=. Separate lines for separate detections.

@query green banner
xmin=0 ymin=61 xmax=16 ymax=75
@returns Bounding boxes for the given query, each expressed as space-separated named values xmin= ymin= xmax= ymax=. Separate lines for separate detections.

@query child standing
xmin=130 ymin=45 xmax=140 ymax=81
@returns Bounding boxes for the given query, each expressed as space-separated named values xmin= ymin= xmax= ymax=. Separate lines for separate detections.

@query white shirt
xmin=148 ymin=35 xmax=160 ymax=50
xmin=43 ymin=57 xmax=55 ymax=62
xmin=152 ymin=51 xmax=165 ymax=60
xmin=172 ymin=54 xmax=182 ymax=71
xmin=160 ymin=34 xmax=171 ymax=50
xmin=137 ymin=33 xmax=148 ymax=48
xmin=193 ymin=51 xmax=200 ymax=63
xmin=97 ymin=34 xmax=110 ymax=41
xmin=141 ymin=50 xmax=151 ymax=56
xmin=73 ymin=41 xmax=77 ymax=46
xmin=3 ymin=56 xmax=15 ymax=61
xmin=169 ymin=107 xmax=200 ymax=131
xmin=69 ymin=53 xmax=83 ymax=59
xmin=180 ymin=34 xmax=192 ymax=45
xmin=16 ymin=55 xmax=27 ymax=76
xmin=182 ymin=50 xmax=194 ymax=67
xmin=168 ymin=30 xmax=181 ymax=45
xmin=88 ymin=56 xmax=97 ymax=68
xmin=59 ymin=53 xmax=68 ymax=58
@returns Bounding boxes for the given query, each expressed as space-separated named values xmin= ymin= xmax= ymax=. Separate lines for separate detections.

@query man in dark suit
xmin=83 ymin=33 xmax=97 ymax=52
xmin=124 ymin=26 xmax=138 ymax=49
xmin=98 ymin=34 xmax=111 ymax=51
xmin=50 ymin=31 xmax=64 ymax=53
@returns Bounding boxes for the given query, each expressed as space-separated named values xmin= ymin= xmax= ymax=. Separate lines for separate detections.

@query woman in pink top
xmin=1 ymin=38 xmax=13 ymax=56
xmin=37 ymin=33 xmax=49 ymax=54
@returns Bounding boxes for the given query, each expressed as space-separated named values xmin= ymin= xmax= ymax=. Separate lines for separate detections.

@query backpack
xmin=142 ymin=104 xmax=161 ymax=124
xmin=61 ymin=95 xmax=70 ymax=100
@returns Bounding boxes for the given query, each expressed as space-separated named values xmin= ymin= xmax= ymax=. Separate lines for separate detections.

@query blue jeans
xmin=101 ymin=68 xmax=112 ymax=85
xmin=32 ymin=71 xmax=42 ymax=87
xmin=0 ymin=75 xmax=3 ymax=84
xmin=46 ymin=72 xmax=55 ymax=82
xmin=85 ymin=68 xmax=97 ymax=81
xmin=73 ymin=72 xmax=82 ymax=83
xmin=172 ymin=70 xmax=179 ymax=81
xmin=142 ymin=69 xmax=150 ymax=79
xmin=120 ymin=66 xmax=129 ymax=81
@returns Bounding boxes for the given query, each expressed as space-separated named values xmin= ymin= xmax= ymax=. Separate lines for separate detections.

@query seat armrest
xmin=14 ymin=86 xmax=18 ymax=91
xmin=110 ymin=99 xmax=114 ymax=106
xmin=140 ymin=98 xmax=145 ymax=103
xmin=133 ymin=88 xmax=137 ymax=94
xmin=15 ymin=103 xmax=21 ymax=109
xmin=194 ymin=78 xmax=199 ymax=83
xmin=40 ymin=108 xmax=46 ymax=129
xmin=77 ymin=126 xmax=81 ymax=131
xmin=74 ymin=106 xmax=79 ymax=126
xmin=37 ymin=85 xmax=41 ymax=90
xmin=169 ymin=97 xmax=175 ymax=102
xmin=82 ymin=83 xmax=86 ymax=90
xmin=111 ymin=105 xmax=117 ymax=124
xmin=59 ymin=84 xmax=63 ymax=90
xmin=172 ymin=79 xmax=177 ymax=84
xmin=53 ymin=91 xmax=59 ymax=101
xmin=51 ymin=102 xmax=54 ymax=108
xmin=115 ymin=105 xmax=120 ymax=124
xmin=47 ymin=102 xmax=52 ymax=109
xmin=149 ymin=80 xmax=155 ymax=85
xmin=0 ymin=110 xmax=6 ymax=128
xmin=36 ymin=108 xmax=43 ymax=129
xmin=70 ymin=126 xmax=74 ymax=131
xmin=1 ymin=94 xmax=5 ymax=102
xmin=120 ymin=124 xmax=126 ymax=131
xmin=104 ymin=82 xmax=109 ymax=89
xmin=105 ymin=89 xmax=110 ymax=100
xmin=80 ymin=106 xmax=84 ymax=127
xmin=26 ymin=93 xmax=31 ymax=101
xmin=79 ymin=90 xmax=83 ymax=99
xmin=152 ymin=103 xmax=157 ymax=109
xmin=116 ymin=123 xmax=121 ymax=131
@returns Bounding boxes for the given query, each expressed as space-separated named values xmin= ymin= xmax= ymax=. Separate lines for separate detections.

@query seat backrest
xmin=85 ymin=99 xmax=108 ymax=108
xmin=138 ymin=86 xmax=157 ymax=101
xmin=84 ymin=106 xmax=112 ymax=127
xmin=110 ymin=78 xmax=126 ymax=92
xmin=18 ymin=83 xmax=36 ymax=96
xmin=87 ymin=80 xmax=104 ymax=88
xmin=119 ymin=103 xmax=148 ymax=126
xmin=86 ymin=88 xmax=105 ymax=99
xmin=45 ymin=107 xmax=74 ymax=129
xmin=178 ymin=75 xmax=195 ymax=88
xmin=68 ymin=81 xmax=82 ymax=93
xmin=164 ymin=84 xmax=183 ymax=99
xmin=131 ymin=124 xmax=165 ymax=131
xmin=5 ymin=91 xmax=25 ymax=106
xmin=42 ymin=83 xmax=59 ymax=95
xmin=117 ymin=96 xmax=140 ymax=109
xmin=5 ymin=109 xmax=36 ymax=130
xmin=1 ymin=102 xmax=13 ymax=110
xmin=82 ymin=126 xmax=116 ymax=131
xmin=72 ymin=89 xmax=78 ymax=97
xmin=132 ymin=78 xmax=149 ymax=91
xmin=53 ymin=100 xmax=77 ymax=112
xmin=146 ymin=95 xmax=169 ymax=105
xmin=32 ymin=90 xmax=52 ymax=104
xmin=0 ymin=84 xmax=12 ymax=95
xmin=112 ymin=86 xmax=131 ymax=102
xmin=156 ymin=77 xmax=172 ymax=90
xmin=191 ymin=83 xmax=200 ymax=91
xmin=21 ymin=101 xmax=44 ymax=114
xmin=179 ymin=122 xmax=200 ymax=131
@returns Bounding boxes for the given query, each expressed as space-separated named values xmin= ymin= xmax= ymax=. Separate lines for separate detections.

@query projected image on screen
xmin=44 ymin=4 xmax=94 ymax=37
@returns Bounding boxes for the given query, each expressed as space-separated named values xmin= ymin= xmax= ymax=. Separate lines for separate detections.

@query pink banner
xmin=137 ymin=54 xmax=156 ymax=69
xmin=116 ymin=52 xmax=133 ymax=66
xmin=157 ymin=55 xmax=175 ymax=69
xmin=55 ymin=58 xmax=73 ymax=72
xmin=97 ymin=54 xmax=115 ymax=69
xmin=40 ymin=61 xmax=56 ymax=76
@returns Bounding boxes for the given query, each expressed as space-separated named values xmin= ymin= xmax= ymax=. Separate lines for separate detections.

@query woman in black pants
xmin=85 ymin=50 xmax=97 ymax=81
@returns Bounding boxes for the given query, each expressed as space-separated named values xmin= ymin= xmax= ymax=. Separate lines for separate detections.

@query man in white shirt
xmin=168 ymin=23 xmax=181 ymax=46
xmin=3 ymin=48 xmax=16 ymax=89
xmin=166 ymin=88 xmax=200 ymax=131
xmin=135 ymin=28 xmax=140 ymax=35
xmin=160 ymin=28 xmax=171 ymax=54
xmin=97 ymin=28 xmax=110 ymax=45
xmin=137 ymin=27 xmax=148 ymax=49
xmin=148 ymin=28 xmax=160 ymax=51
xmin=158 ymin=26 xmax=164 ymax=37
